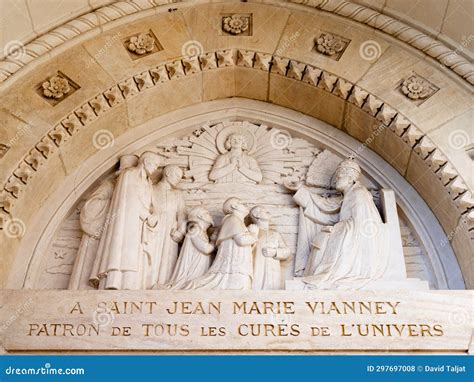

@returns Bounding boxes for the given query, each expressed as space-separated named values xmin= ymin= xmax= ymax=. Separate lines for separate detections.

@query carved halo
xmin=215 ymin=124 xmax=257 ymax=154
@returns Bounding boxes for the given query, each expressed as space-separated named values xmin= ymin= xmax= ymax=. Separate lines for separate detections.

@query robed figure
xmin=300 ymin=158 xmax=390 ymax=289
xmin=183 ymin=197 xmax=258 ymax=290
xmin=209 ymin=133 xmax=262 ymax=184
xmin=143 ymin=165 xmax=186 ymax=287
xmin=250 ymin=206 xmax=291 ymax=290
xmin=68 ymin=177 xmax=115 ymax=290
xmin=159 ymin=207 xmax=215 ymax=289
xmin=91 ymin=152 xmax=161 ymax=290
xmin=290 ymin=185 xmax=341 ymax=276
xmin=75 ymin=155 xmax=139 ymax=289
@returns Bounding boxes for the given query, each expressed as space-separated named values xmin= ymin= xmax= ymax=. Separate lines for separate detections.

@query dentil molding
xmin=0 ymin=48 xmax=472 ymax=240
xmin=0 ymin=0 xmax=472 ymax=86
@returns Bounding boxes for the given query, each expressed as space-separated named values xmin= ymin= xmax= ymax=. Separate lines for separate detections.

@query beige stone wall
xmin=0 ymin=1 xmax=472 ymax=288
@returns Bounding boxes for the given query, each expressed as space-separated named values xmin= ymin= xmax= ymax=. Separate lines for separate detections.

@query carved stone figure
xmin=287 ymin=149 xmax=343 ymax=276
xmin=300 ymin=158 xmax=393 ymax=289
xmin=183 ymin=197 xmax=258 ymax=290
xmin=68 ymin=179 xmax=115 ymax=289
xmin=69 ymin=154 xmax=138 ymax=289
xmin=209 ymin=132 xmax=262 ymax=184
xmin=290 ymin=185 xmax=341 ymax=276
xmin=144 ymin=165 xmax=186 ymax=287
xmin=62 ymin=121 xmax=425 ymax=292
xmin=91 ymin=151 xmax=161 ymax=290
xmin=159 ymin=207 xmax=215 ymax=289
xmin=250 ymin=206 xmax=291 ymax=290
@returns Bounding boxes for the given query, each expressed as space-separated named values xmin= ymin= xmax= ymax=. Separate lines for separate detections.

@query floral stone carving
xmin=222 ymin=15 xmax=251 ymax=35
xmin=314 ymin=33 xmax=349 ymax=60
xmin=128 ymin=33 xmax=155 ymax=55
xmin=401 ymin=74 xmax=437 ymax=101
xmin=42 ymin=75 xmax=71 ymax=99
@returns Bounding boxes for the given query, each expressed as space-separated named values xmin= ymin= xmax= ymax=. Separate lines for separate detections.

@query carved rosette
xmin=128 ymin=33 xmax=155 ymax=55
xmin=222 ymin=15 xmax=249 ymax=35
xmin=401 ymin=75 xmax=432 ymax=100
xmin=42 ymin=75 xmax=71 ymax=99
xmin=315 ymin=33 xmax=345 ymax=56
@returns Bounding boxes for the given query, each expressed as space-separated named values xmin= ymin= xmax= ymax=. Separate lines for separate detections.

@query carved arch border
xmin=0 ymin=0 xmax=472 ymax=86
xmin=1 ymin=48 xmax=471 ymax=244
xmin=13 ymin=98 xmax=464 ymax=290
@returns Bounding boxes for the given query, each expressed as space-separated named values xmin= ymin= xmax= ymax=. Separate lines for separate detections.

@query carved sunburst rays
xmin=156 ymin=121 xmax=316 ymax=185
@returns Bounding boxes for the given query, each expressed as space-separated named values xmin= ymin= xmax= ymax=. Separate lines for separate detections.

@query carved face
xmin=165 ymin=168 xmax=183 ymax=187
xmin=335 ymin=174 xmax=354 ymax=192
xmin=225 ymin=134 xmax=247 ymax=151
xmin=233 ymin=201 xmax=249 ymax=216
xmin=250 ymin=207 xmax=270 ymax=223
xmin=199 ymin=210 xmax=214 ymax=227
xmin=143 ymin=157 xmax=160 ymax=176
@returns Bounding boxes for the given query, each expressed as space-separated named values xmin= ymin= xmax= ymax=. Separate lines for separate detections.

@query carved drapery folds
xmin=64 ymin=121 xmax=426 ymax=291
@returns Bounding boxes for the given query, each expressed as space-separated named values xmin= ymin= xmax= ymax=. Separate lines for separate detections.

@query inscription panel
xmin=0 ymin=291 xmax=472 ymax=352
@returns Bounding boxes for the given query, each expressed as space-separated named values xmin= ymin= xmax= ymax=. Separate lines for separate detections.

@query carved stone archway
xmin=0 ymin=1 xmax=471 ymax=289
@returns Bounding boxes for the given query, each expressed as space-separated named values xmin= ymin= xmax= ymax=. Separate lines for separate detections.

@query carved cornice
xmin=0 ymin=48 xmax=471 ymax=234
xmin=0 ymin=0 xmax=473 ymax=86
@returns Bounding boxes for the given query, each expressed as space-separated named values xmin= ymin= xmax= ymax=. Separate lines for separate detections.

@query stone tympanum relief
xmin=57 ymin=121 xmax=428 ymax=291
xmin=287 ymin=158 xmax=414 ymax=290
